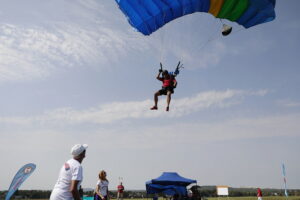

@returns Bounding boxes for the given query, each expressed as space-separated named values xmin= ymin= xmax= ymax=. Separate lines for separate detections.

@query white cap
xmin=71 ymin=144 xmax=88 ymax=157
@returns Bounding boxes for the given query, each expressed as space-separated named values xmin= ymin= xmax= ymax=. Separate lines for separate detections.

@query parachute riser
xmin=159 ymin=61 xmax=183 ymax=77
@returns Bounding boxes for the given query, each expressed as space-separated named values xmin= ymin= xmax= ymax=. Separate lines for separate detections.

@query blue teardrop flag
xmin=5 ymin=163 xmax=36 ymax=200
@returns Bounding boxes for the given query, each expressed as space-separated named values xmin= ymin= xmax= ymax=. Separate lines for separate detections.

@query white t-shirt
xmin=50 ymin=158 xmax=83 ymax=200
xmin=96 ymin=180 xmax=109 ymax=196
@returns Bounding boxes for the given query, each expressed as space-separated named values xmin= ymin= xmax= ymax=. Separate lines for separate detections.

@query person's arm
xmin=173 ymin=78 xmax=177 ymax=87
xmin=70 ymin=180 xmax=81 ymax=200
xmin=95 ymin=184 xmax=104 ymax=199
xmin=107 ymin=184 xmax=110 ymax=199
xmin=156 ymin=71 xmax=163 ymax=80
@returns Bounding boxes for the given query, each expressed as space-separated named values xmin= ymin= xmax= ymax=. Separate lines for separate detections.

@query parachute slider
xmin=222 ymin=24 xmax=232 ymax=36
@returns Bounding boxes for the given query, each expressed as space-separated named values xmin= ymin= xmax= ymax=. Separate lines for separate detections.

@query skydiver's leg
xmin=166 ymin=91 xmax=172 ymax=111
xmin=154 ymin=91 xmax=160 ymax=107
xmin=151 ymin=91 xmax=160 ymax=110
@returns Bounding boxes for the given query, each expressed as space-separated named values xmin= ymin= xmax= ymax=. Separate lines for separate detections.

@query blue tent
xmin=146 ymin=172 xmax=197 ymax=196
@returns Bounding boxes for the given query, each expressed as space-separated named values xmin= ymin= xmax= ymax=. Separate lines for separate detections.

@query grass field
xmin=21 ymin=198 xmax=300 ymax=200
xmin=120 ymin=197 xmax=299 ymax=200
xmin=81 ymin=198 xmax=300 ymax=200
xmin=129 ymin=198 xmax=300 ymax=200
xmin=80 ymin=197 xmax=300 ymax=200
xmin=207 ymin=197 xmax=300 ymax=200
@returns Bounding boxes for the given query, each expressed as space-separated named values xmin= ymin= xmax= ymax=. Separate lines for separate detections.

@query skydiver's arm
xmin=173 ymin=79 xmax=177 ymax=87
xmin=156 ymin=72 xmax=163 ymax=80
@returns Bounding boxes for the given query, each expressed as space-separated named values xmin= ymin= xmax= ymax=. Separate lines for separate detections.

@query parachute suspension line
xmin=219 ymin=18 xmax=224 ymax=25
xmin=198 ymin=22 xmax=245 ymax=52
xmin=196 ymin=19 xmax=221 ymax=52
xmin=231 ymin=27 xmax=245 ymax=35
xmin=159 ymin=25 xmax=166 ymax=63
xmin=159 ymin=12 xmax=167 ymax=63
xmin=179 ymin=8 xmax=194 ymax=65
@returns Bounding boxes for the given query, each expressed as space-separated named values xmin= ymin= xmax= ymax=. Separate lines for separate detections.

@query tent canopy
xmin=146 ymin=172 xmax=197 ymax=195
xmin=146 ymin=182 xmax=187 ymax=195
xmin=151 ymin=172 xmax=196 ymax=186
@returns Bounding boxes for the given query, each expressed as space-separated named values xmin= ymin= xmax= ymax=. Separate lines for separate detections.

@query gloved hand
xmin=159 ymin=69 xmax=163 ymax=73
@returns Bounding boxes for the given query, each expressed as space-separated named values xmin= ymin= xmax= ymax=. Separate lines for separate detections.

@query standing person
xmin=257 ymin=188 xmax=263 ymax=200
xmin=117 ymin=182 xmax=125 ymax=200
xmin=94 ymin=170 xmax=109 ymax=200
xmin=50 ymin=144 xmax=88 ymax=200
xmin=150 ymin=69 xmax=177 ymax=112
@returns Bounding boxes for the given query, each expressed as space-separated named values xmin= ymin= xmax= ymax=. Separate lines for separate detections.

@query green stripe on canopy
xmin=217 ymin=0 xmax=249 ymax=21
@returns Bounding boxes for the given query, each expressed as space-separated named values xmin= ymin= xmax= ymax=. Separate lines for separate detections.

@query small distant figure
xmin=190 ymin=185 xmax=201 ymax=200
xmin=117 ymin=182 xmax=125 ymax=200
xmin=257 ymin=188 xmax=263 ymax=200
xmin=94 ymin=170 xmax=109 ymax=200
xmin=153 ymin=193 xmax=158 ymax=200
xmin=187 ymin=189 xmax=193 ymax=198
xmin=172 ymin=194 xmax=179 ymax=200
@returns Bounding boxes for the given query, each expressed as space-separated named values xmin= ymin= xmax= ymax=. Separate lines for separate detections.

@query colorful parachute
xmin=115 ymin=0 xmax=276 ymax=35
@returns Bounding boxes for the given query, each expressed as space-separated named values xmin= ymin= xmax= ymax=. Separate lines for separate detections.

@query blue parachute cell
xmin=237 ymin=0 xmax=276 ymax=28
xmin=115 ymin=0 xmax=276 ymax=35
xmin=115 ymin=0 xmax=210 ymax=35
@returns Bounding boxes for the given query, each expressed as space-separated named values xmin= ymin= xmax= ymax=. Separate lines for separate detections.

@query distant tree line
xmin=0 ymin=187 xmax=299 ymax=199
xmin=0 ymin=190 xmax=51 ymax=199
xmin=199 ymin=186 xmax=300 ymax=197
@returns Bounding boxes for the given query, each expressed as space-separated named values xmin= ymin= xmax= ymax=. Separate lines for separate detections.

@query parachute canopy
xmin=115 ymin=0 xmax=276 ymax=35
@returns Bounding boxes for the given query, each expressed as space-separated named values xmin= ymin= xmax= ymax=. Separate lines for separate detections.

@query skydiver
xmin=150 ymin=69 xmax=177 ymax=112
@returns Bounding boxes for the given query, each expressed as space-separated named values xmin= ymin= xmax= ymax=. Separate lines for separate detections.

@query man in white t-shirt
xmin=50 ymin=144 xmax=88 ymax=200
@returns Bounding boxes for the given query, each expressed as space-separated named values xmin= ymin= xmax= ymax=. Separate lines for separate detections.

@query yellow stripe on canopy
xmin=209 ymin=0 xmax=225 ymax=17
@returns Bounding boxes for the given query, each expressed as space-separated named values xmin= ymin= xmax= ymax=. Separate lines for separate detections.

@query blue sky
xmin=0 ymin=0 xmax=300 ymax=191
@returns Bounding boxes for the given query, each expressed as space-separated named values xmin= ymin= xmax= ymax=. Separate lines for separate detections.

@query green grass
xmin=118 ymin=198 xmax=300 ymax=200
xmin=20 ymin=198 xmax=300 ymax=200
xmin=207 ymin=197 xmax=300 ymax=200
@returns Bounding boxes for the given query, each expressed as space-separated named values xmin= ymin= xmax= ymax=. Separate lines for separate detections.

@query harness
xmin=160 ymin=61 xmax=183 ymax=89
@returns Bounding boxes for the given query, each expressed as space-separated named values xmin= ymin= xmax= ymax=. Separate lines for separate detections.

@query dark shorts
xmin=94 ymin=194 xmax=107 ymax=200
xmin=158 ymin=87 xmax=174 ymax=95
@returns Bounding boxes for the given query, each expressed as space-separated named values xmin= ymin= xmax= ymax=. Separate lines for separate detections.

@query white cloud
xmin=0 ymin=22 xmax=145 ymax=82
xmin=283 ymin=19 xmax=300 ymax=30
xmin=0 ymin=89 xmax=267 ymax=125
xmin=0 ymin=1 xmax=147 ymax=83
xmin=161 ymin=25 xmax=276 ymax=70
xmin=277 ymin=99 xmax=300 ymax=108
xmin=1 ymin=111 xmax=300 ymax=190
xmin=4 ymin=110 xmax=298 ymax=151
xmin=104 ymin=113 xmax=300 ymax=149
xmin=173 ymin=40 xmax=227 ymax=69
